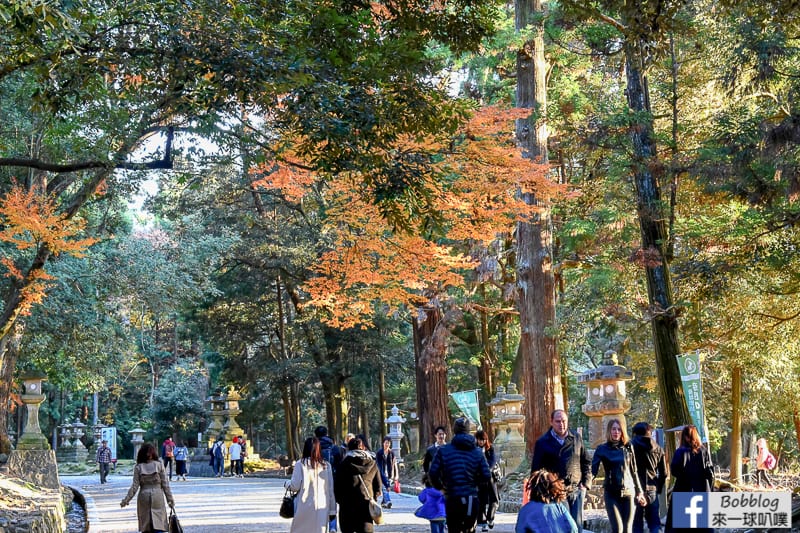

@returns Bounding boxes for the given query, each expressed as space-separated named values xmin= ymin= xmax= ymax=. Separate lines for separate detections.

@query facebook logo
xmin=673 ymin=492 xmax=710 ymax=528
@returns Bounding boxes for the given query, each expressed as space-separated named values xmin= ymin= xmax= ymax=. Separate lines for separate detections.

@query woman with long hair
xmin=120 ymin=443 xmax=175 ymax=533
xmin=475 ymin=429 xmax=499 ymax=532
xmin=335 ymin=435 xmax=382 ymax=533
xmin=515 ymin=469 xmax=578 ymax=533
xmin=755 ymin=437 xmax=775 ymax=488
xmin=591 ymin=419 xmax=645 ymax=533
xmin=288 ymin=436 xmax=337 ymax=533
xmin=665 ymin=424 xmax=714 ymax=533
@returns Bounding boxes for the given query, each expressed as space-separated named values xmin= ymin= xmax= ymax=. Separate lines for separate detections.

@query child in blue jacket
xmin=415 ymin=475 xmax=446 ymax=533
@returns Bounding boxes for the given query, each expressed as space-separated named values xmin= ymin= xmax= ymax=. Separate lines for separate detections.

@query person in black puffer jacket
xmin=428 ymin=418 xmax=491 ymax=533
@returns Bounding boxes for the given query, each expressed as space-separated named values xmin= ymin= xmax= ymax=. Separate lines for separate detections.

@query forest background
xmin=1 ymin=0 xmax=799 ymax=481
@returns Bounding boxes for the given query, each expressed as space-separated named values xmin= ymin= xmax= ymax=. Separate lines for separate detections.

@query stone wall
xmin=0 ymin=474 xmax=69 ymax=533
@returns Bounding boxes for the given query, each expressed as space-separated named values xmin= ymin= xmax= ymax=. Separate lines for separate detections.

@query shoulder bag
xmin=279 ymin=486 xmax=297 ymax=519
xmin=169 ymin=508 xmax=184 ymax=533
xmin=358 ymin=474 xmax=384 ymax=524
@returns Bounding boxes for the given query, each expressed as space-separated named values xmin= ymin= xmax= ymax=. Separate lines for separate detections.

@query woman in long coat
xmin=666 ymin=424 xmax=715 ymax=533
xmin=288 ymin=436 xmax=337 ymax=533
xmin=120 ymin=443 xmax=175 ymax=533
xmin=335 ymin=435 xmax=383 ymax=533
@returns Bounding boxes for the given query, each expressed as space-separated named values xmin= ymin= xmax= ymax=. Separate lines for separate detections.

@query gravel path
xmin=64 ymin=474 xmax=522 ymax=532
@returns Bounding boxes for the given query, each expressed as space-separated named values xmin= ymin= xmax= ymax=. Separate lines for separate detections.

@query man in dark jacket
xmin=315 ymin=425 xmax=343 ymax=473
xmin=429 ymin=418 xmax=491 ymax=533
xmin=631 ymin=422 xmax=667 ymax=533
xmin=423 ymin=425 xmax=448 ymax=473
xmin=530 ymin=409 xmax=592 ymax=532
xmin=315 ymin=425 xmax=343 ymax=532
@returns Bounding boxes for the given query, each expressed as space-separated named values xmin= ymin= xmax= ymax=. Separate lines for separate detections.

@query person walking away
xmin=415 ymin=474 xmax=447 ymax=533
xmin=475 ymin=430 xmax=499 ymax=531
xmin=334 ymin=435 xmax=382 ymax=533
xmin=755 ymin=437 xmax=776 ymax=488
xmin=592 ymin=419 xmax=645 ymax=533
xmin=375 ymin=436 xmax=398 ymax=509
xmin=316 ymin=424 xmax=344 ymax=531
xmin=289 ymin=436 xmax=337 ymax=533
xmin=120 ymin=443 xmax=175 ymax=533
xmin=211 ymin=437 xmax=226 ymax=478
xmin=630 ymin=422 xmax=667 ymax=533
xmin=515 ymin=469 xmax=578 ymax=533
xmin=96 ymin=439 xmax=112 ymax=484
xmin=239 ymin=435 xmax=248 ymax=476
xmin=161 ymin=436 xmax=175 ymax=481
xmin=531 ymin=409 xmax=592 ymax=532
xmin=665 ymin=424 xmax=714 ymax=533
xmin=423 ymin=426 xmax=448 ymax=474
xmin=229 ymin=436 xmax=243 ymax=478
xmin=428 ymin=417 xmax=491 ymax=533
xmin=174 ymin=440 xmax=189 ymax=481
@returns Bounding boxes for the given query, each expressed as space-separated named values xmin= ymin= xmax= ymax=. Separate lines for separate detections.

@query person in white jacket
xmin=289 ymin=436 xmax=337 ymax=533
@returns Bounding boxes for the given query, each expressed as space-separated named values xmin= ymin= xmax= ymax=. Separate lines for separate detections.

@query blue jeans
xmin=568 ymin=486 xmax=587 ymax=533
xmin=212 ymin=456 xmax=224 ymax=476
xmin=381 ymin=487 xmax=392 ymax=505
xmin=604 ymin=491 xmax=635 ymax=533
xmin=633 ymin=491 xmax=661 ymax=533
xmin=430 ymin=519 xmax=445 ymax=533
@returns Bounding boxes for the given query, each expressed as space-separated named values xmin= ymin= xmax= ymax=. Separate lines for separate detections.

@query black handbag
xmin=169 ymin=508 xmax=184 ymax=533
xmin=279 ymin=487 xmax=297 ymax=519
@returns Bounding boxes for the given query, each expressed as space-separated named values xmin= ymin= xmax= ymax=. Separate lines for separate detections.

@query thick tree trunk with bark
xmin=515 ymin=0 xmax=564 ymax=454
xmin=623 ymin=40 xmax=690 ymax=434
xmin=414 ymin=303 xmax=460 ymax=451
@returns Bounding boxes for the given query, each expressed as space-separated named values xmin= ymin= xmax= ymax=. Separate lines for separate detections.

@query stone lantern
xmin=384 ymin=405 xmax=406 ymax=460
xmin=578 ymin=350 xmax=634 ymax=448
xmin=205 ymin=393 xmax=226 ymax=446
xmin=130 ymin=428 xmax=146 ymax=460
xmin=499 ymin=383 xmax=526 ymax=473
xmin=222 ymin=387 xmax=243 ymax=446
xmin=488 ymin=385 xmax=508 ymax=450
xmin=17 ymin=373 xmax=49 ymax=450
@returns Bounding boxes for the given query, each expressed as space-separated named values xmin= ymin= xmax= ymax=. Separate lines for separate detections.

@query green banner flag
xmin=677 ymin=352 xmax=708 ymax=443
xmin=449 ymin=390 xmax=481 ymax=429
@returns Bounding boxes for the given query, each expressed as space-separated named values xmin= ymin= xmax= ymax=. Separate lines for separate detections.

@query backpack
xmin=213 ymin=443 xmax=224 ymax=459
xmin=764 ymin=452 xmax=777 ymax=470
xmin=320 ymin=440 xmax=341 ymax=472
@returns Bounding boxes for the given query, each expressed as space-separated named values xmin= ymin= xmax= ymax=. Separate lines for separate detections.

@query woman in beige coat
xmin=121 ymin=443 xmax=175 ymax=533
xmin=289 ymin=436 xmax=337 ymax=533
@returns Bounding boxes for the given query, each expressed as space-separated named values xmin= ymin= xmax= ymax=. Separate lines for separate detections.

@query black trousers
xmin=445 ymin=494 xmax=480 ymax=533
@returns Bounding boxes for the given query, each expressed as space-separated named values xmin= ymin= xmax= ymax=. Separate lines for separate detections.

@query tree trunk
xmin=478 ymin=284 xmax=496 ymax=437
xmin=515 ymin=0 xmax=564 ymax=454
xmin=415 ymin=303 xmax=459 ymax=451
xmin=284 ymin=282 xmax=347 ymax=441
xmin=730 ymin=365 xmax=742 ymax=482
xmin=623 ymin=39 xmax=691 ymax=434
xmin=281 ymin=386 xmax=297 ymax=461
xmin=379 ymin=366 xmax=387 ymax=436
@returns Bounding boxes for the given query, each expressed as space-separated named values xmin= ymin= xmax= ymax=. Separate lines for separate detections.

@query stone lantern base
xmin=6 ymin=449 xmax=61 ymax=490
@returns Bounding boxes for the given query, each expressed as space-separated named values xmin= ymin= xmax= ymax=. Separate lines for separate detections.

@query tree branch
xmin=0 ymin=126 xmax=174 ymax=174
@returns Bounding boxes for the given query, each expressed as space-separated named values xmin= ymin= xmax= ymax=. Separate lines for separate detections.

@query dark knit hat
xmin=453 ymin=417 xmax=471 ymax=434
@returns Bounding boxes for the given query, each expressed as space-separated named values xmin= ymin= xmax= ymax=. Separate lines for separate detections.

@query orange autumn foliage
xmin=252 ymin=106 xmax=567 ymax=328
xmin=0 ymin=184 xmax=98 ymax=315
